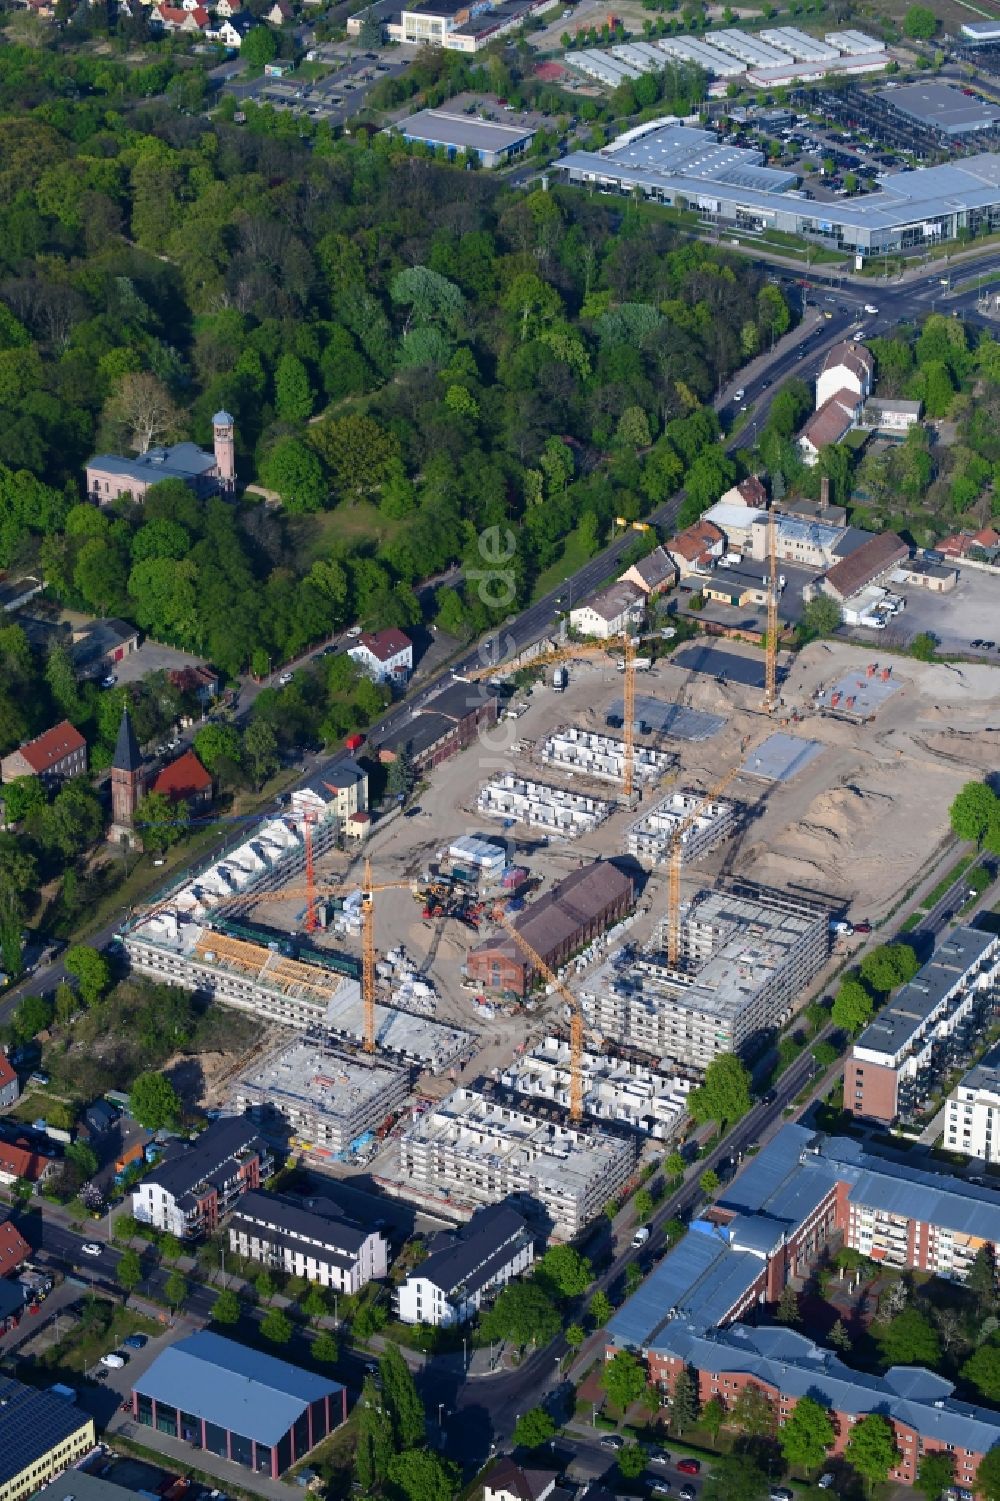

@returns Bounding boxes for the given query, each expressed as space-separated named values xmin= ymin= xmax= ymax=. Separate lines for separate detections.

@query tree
xmin=702 ymin=1395 xmax=725 ymax=1442
xmin=212 ymin=1287 xmax=241 ymax=1325
xmin=274 ymin=353 xmax=314 ymax=424
xmin=702 ymin=1454 xmax=770 ymax=1501
xmin=800 ymin=595 xmax=841 ymax=640
xmin=832 ymin=977 xmax=873 ymax=1035
xmin=244 ymin=718 xmax=279 ymax=789
xmin=968 ymin=1244 xmax=998 ymax=1310
xmin=3 ymin=776 xmax=44 ymax=825
xmin=670 ymin=1365 xmax=698 ymax=1433
xmin=310 ymin=414 xmax=400 ymax=497
xmin=962 ymin=1340 xmax=1000 ymax=1401
xmin=387 ymin=748 xmax=414 ymax=801
xmin=904 ymin=3 xmax=937 ymax=37
xmin=618 ymin=1443 xmax=647 ymax=1480
xmin=313 ymin=1330 xmax=339 ymax=1363
xmin=356 ymin=1377 xmax=394 ymax=1491
xmin=666 ymin=1150 xmax=685 ymax=1179
xmin=193 ymin=723 xmax=243 ymax=776
xmin=589 ymin=1290 xmax=613 ymax=1327
xmin=700 ymin=1168 xmax=720 ymax=1196
xmin=860 ymin=943 xmax=919 ymax=995
xmin=829 ymin=1319 xmax=852 ymax=1352
xmin=978 ymin=1446 xmax=1000 ymax=1501
xmin=241 ymin=22 xmax=277 ymax=65
xmin=301 ymin=1284 xmax=328 ymax=1322
xmin=11 ymin=993 xmax=53 ymax=1045
xmin=133 ymin=792 xmax=183 ymax=856
xmin=159 ymin=1233 xmax=182 ymax=1262
xmin=481 ymin=1282 xmax=560 ymax=1347
xmin=117 ymin=1248 xmax=141 ymax=1299
xmin=535 ymin=1243 xmax=593 ymax=1300
xmin=387 ymin=1450 xmax=460 ymax=1501
xmin=731 ymin=1382 xmax=774 ymax=1438
xmin=566 ymin=1323 xmax=585 ymax=1349
xmin=255 ymin=1270 xmax=276 ymax=1304
xmin=64 ymin=945 xmax=112 ymax=1007
xmin=689 ymin=1053 xmax=752 ymax=1127
xmin=876 ymin=1305 xmax=941 ymax=1368
xmin=776 ymin=1283 xmax=800 ymax=1326
xmin=847 ymin=1413 xmax=900 ymax=1490
xmin=601 ymin=1350 xmax=647 ymax=1411
xmin=259 ymin=437 xmax=327 ymax=513
xmin=164 ymin=1269 xmax=187 ymax=1311
xmin=514 ymin=1407 xmax=556 ymax=1449
xmin=780 ymin=1393 xmax=834 ymax=1472
xmin=916 ymin=1451 xmax=954 ymax=1500
xmin=633 ymin=1188 xmax=654 ymax=1223
xmin=950 ymin=782 xmax=1000 ymax=844
xmin=380 ymin=1342 xmax=425 ymax=1449
xmin=103 ymin=371 xmax=183 ymax=454
xmin=261 ymin=1306 xmax=293 ymax=1344
xmin=66 ymin=1141 xmax=99 ymax=1180
xmin=910 ymin=631 xmax=938 ymax=662
xmin=129 ymin=1071 xmax=181 ymax=1130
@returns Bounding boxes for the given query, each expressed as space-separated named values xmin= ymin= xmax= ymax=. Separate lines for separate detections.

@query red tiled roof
xmin=736 ymin=476 xmax=768 ymax=508
xmin=823 ymin=531 xmax=909 ymax=600
xmin=799 ymin=387 xmax=860 ymax=453
xmin=152 ymin=749 xmax=212 ymax=803
xmin=356 ymin=628 xmax=412 ymax=663
xmin=12 ymin=721 xmax=85 ymax=776
xmin=972 ymin=527 xmax=1000 ymax=548
xmin=0 ymin=1141 xmax=49 ymax=1183
xmin=0 ymin=1221 xmax=30 ymax=1275
xmin=821 ymin=340 xmax=874 ymax=385
xmin=669 ymin=519 xmax=724 ymax=562
xmin=0 ymin=1056 xmax=15 ymax=1092
xmin=348 ymin=811 xmax=371 ymax=824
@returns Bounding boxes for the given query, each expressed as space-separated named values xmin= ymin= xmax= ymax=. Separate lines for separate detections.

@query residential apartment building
xmin=944 ymin=1042 xmax=1000 ymax=1161
xmin=395 ymin=1201 xmax=534 ymax=1326
xmin=605 ymin=1123 xmax=1000 ymax=1489
xmin=0 ymin=1221 xmax=31 ymax=1278
xmin=798 ymin=388 xmax=862 ymax=463
xmin=347 ymin=628 xmax=413 ymax=684
xmin=0 ymin=1379 xmax=95 ymax=1501
xmin=0 ymin=1138 xmax=56 ymax=1189
xmin=290 ymin=756 xmax=368 ymax=825
xmin=846 ymin=927 xmax=1000 ymax=1124
xmin=581 ymin=883 xmax=829 ymax=1072
xmin=228 ymin=1189 xmax=388 ymax=1293
xmin=666 ymin=518 xmax=725 ymax=579
xmin=816 ymin=339 xmax=875 ymax=409
xmin=0 ymin=721 xmax=86 ymax=785
xmin=483 ymin=1461 xmax=561 ymax=1501
xmin=395 ymin=1087 xmax=636 ymax=1240
xmin=569 ymin=581 xmax=643 ymax=639
xmin=132 ymin=1117 xmax=273 ymax=1239
xmin=619 ymin=545 xmax=677 ymax=598
xmin=0 ymin=1055 xmax=19 ymax=1111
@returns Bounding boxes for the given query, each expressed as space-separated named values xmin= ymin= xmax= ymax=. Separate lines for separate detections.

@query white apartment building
xmin=395 ymin=1202 xmax=534 ymax=1326
xmin=569 ymin=581 xmax=643 ymax=639
xmin=815 ymin=339 xmax=875 ymax=409
xmin=945 ymin=1042 xmax=1000 ymax=1162
xmin=347 ymin=628 xmax=412 ymax=684
xmin=228 ymin=1189 xmax=388 ymax=1293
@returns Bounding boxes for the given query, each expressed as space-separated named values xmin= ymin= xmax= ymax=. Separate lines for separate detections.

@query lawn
xmin=917 ymin=854 xmax=975 ymax=913
xmin=530 ymin=529 xmax=603 ymax=604
xmin=34 ymin=1299 xmax=161 ymax=1376
xmin=288 ymin=502 xmax=405 ymax=567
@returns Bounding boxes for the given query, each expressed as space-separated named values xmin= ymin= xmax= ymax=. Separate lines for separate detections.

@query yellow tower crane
xmin=469 ymin=632 xmax=638 ymax=799
xmin=764 ymin=505 xmax=779 ymax=715
xmin=665 ymin=761 xmax=745 ymax=969
xmin=495 ymin=911 xmax=585 ymax=1123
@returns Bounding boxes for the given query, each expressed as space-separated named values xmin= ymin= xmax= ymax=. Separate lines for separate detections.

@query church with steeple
xmin=108 ymin=707 xmax=145 ymax=847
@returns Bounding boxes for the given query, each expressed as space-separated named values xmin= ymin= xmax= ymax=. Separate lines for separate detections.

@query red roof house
xmin=0 ymin=1139 xmax=54 ymax=1186
xmin=0 ymin=1221 xmax=30 ymax=1277
xmin=0 ymin=721 xmax=87 ymax=785
xmin=348 ymin=629 xmax=413 ymax=683
xmin=151 ymin=749 xmax=213 ymax=808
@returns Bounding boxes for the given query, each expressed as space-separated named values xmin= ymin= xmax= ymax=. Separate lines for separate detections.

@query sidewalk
xmin=107 ymin=1414 xmax=302 ymax=1501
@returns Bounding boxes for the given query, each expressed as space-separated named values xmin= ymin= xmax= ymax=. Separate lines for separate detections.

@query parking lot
xmin=854 ymin=565 xmax=1000 ymax=656
xmin=225 ymin=48 xmax=413 ymax=126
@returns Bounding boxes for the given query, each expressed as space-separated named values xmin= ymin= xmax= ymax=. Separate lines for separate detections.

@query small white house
xmin=568 ymin=581 xmax=643 ymax=640
xmin=816 ymin=339 xmax=874 ymax=410
xmin=290 ymin=756 xmax=367 ymax=824
xmin=348 ymin=628 xmax=413 ymax=684
xmin=395 ymin=1202 xmax=534 ymax=1327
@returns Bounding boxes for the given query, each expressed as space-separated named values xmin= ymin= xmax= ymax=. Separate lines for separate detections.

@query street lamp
xmin=462 ymin=1336 xmax=468 ymax=1371
xmin=438 ymin=1403 xmax=445 ymax=1427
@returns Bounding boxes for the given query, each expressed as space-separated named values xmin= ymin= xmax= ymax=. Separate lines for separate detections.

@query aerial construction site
xmin=122 ymin=629 xmax=1000 ymax=1234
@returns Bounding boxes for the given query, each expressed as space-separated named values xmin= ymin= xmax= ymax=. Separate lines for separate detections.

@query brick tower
xmin=213 ymin=410 xmax=236 ymax=493
xmin=109 ymin=707 xmax=144 ymax=847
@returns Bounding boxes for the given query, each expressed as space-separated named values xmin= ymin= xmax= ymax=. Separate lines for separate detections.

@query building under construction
xmin=541 ymin=728 xmax=672 ymax=786
xmin=626 ymin=789 xmax=738 ymax=868
xmin=390 ymin=1086 xmax=637 ymax=1240
xmin=498 ymin=1036 xmax=695 ymax=1139
xmin=581 ymin=882 xmax=829 ymax=1071
xmin=234 ymin=1036 xmax=410 ymax=1157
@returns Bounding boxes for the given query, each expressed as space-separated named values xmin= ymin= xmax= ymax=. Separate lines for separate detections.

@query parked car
xmin=650 ymin=1484 xmax=672 ymax=1496
xmin=679 ymin=1487 xmax=697 ymax=1501
xmin=123 ymin=1333 xmax=148 ymax=1350
xmin=649 ymin=1451 xmax=671 ymax=1467
xmin=100 ymin=1352 xmax=125 ymax=1369
xmin=278 ymin=672 xmax=293 ymax=686
xmin=676 ymin=1460 xmax=700 ymax=1475
xmin=853 ymin=920 xmax=872 ymax=934
xmin=80 ymin=1243 xmax=103 ymax=1258
xmin=770 ymin=1489 xmax=794 ymax=1501
xmin=600 ymin=1434 xmax=624 ymax=1451
xmin=817 ymin=1478 xmax=835 ymax=1492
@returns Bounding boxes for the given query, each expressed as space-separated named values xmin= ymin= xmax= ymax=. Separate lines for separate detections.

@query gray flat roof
xmin=397 ymin=109 xmax=535 ymax=152
xmin=133 ymin=1331 xmax=342 ymax=1444
xmin=880 ymin=83 xmax=1000 ymax=134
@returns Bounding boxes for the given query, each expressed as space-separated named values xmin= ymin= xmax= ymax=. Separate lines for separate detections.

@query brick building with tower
xmin=86 ymin=411 xmax=236 ymax=505
xmin=108 ymin=708 xmax=144 ymax=846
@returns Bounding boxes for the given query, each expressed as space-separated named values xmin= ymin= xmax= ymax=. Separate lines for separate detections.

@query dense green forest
xmin=0 ymin=39 xmax=785 ymax=687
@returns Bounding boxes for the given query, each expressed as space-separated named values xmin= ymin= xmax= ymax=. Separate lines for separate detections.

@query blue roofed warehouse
xmin=128 ymin=1331 xmax=346 ymax=1476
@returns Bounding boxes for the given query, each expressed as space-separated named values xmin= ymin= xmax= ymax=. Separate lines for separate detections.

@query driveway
xmin=113 ymin=640 xmax=207 ymax=686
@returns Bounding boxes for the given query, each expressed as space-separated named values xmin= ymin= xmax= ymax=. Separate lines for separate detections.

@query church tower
xmin=109 ymin=707 xmax=143 ymax=846
xmin=213 ymin=410 xmax=236 ymax=493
